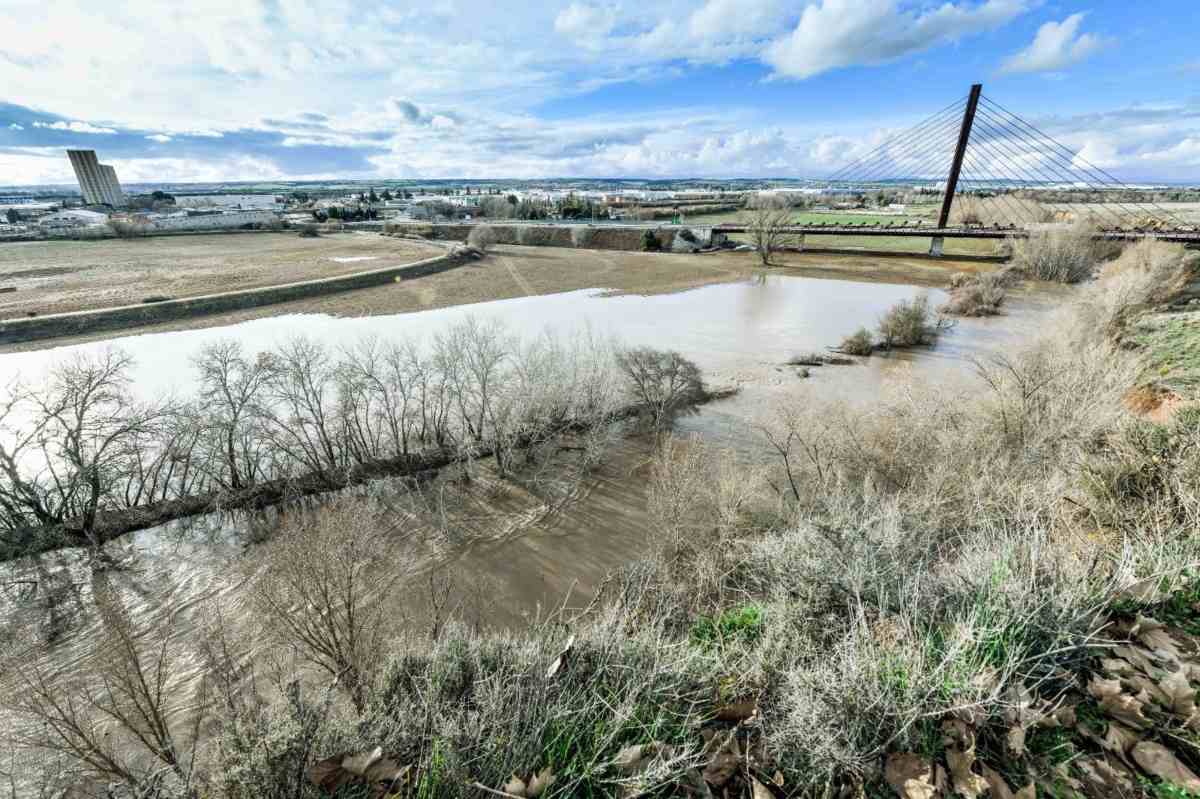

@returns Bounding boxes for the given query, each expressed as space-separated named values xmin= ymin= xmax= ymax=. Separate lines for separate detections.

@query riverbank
xmin=0 ymin=244 xmax=993 ymax=353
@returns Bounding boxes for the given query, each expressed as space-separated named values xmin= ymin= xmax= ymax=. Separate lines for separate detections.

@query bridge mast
xmin=931 ymin=83 xmax=982 ymax=255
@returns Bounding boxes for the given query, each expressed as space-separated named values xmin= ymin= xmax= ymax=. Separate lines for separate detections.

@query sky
xmin=0 ymin=0 xmax=1197 ymax=185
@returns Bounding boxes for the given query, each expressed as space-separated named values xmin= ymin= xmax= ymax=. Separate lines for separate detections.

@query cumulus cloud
xmin=145 ymin=133 xmax=172 ymax=143
xmin=7 ymin=123 xmax=23 ymax=130
xmin=764 ymin=0 xmax=1028 ymax=79
xmin=31 ymin=120 xmax=118 ymax=134
xmin=1000 ymin=13 xmax=1108 ymax=74
xmin=554 ymin=3 xmax=618 ymax=40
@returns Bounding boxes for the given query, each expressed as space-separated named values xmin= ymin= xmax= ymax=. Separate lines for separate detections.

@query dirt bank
xmin=0 ymin=232 xmax=443 ymax=318
xmin=0 ymin=244 xmax=995 ymax=353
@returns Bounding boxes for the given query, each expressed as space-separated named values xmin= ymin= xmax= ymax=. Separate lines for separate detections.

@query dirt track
xmin=0 ymin=232 xmax=443 ymax=318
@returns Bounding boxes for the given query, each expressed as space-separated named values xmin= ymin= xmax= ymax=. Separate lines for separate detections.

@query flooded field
xmin=0 ymin=267 xmax=1067 ymax=785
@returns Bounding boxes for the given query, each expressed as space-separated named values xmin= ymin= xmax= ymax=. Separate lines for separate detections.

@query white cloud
xmin=145 ymin=133 xmax=172 ymax=143
xmin=1000 ymin=13 xmax=1108 ymax=74
xmin=7 ymin=123 xmax=23 ymax=130
xmin=764 ymin=0 xmax=1028 ymax=79
xmin=1138 ymin=138 xmax=1200 ymax=167
xmin=31 ymin=120 xmax=118 ymax=134
xmin=554 ymin=3 xmax=618 ymax=40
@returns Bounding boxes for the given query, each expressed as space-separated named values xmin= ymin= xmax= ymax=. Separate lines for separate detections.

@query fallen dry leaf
xmin=610 ymin=742 xmax=663 ymax=777
xmin=715 ymin=699 xmax=758 ymax=723
xmin=526 ymin=767 xmax=556 ymax=797
xmin=1074 ymin=756 xmax=1136 ymax=799
xmin=1103 ymin=722 xmax=1142 ymax=764
xmin=546 ymin=634 xmax=575 ymax=679
xmin=343 ymin=747 xmax=383 ymax=775
xmin=942 ymin=720 xmax=988 ymax=799
xmin=1089 ymin=676 xmax=1123 ymax=700
xmin=1113 ymin=645 xmax=1164 ymax=679
xmin=1133 ymin=741 xmax=1200 ymax=793
xmin=884 ymin=753 xmax=936 ymax=799
xmin=1159 ymin=668 xmax=1199 ymax=726
xmin=504 ymin=774 xmax=528 ymax=796
xmin=1116 ymin=578 xmax=1165 ymax=603
xmin=980 ymin=764 xmax=1014 ymax=799
xmin=751 ymin=777 xmax=775 ymax=799
xmin=1013 ymin=783 xmax=1035 ymax=799
xmin=701 ymin=730 xmax=741 ymax=788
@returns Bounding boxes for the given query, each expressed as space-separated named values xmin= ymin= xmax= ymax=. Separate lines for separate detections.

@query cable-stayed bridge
xmin=714 ymin=83 xmax=1200 ymax=254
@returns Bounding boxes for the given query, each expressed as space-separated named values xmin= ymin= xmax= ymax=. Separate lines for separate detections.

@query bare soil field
xmin=0 ymin=243 xmax=994 ymax=353
xmin=0 ymin=232 xmax=444 ymax=318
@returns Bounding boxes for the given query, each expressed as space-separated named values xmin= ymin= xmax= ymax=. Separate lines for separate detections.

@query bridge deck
xmin=711 ymin=224 xmax=1200 ymax=243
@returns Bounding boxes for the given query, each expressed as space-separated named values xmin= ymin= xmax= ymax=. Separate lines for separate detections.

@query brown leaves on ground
xmin=308 ymin=747 xmax=411 ymax=798
xmin=942 ymin=719 xmax=989 ymax=799
xmin=1132 ymin=742 xmax=1200 ymax=793
xmin=884 ymin=753 xmax=938 ymax=799
xmin=499 ymin=767 xmax=557 ymax=797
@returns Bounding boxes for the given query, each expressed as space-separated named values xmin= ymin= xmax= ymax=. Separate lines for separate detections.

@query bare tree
xmin=615 ymin=348 xmax=705 ymax=431
xmin=467 ymin=224 xmax=498 ymax=252
xmin=192 ymin=340 xmax=275 ymax=491
xmin=2 ymin=577 xmax=204 ymax=797
xmin=249 ymin=498 xmax=404 ymax=714
xmin=743 ymin=193 xmax=795 ymax=266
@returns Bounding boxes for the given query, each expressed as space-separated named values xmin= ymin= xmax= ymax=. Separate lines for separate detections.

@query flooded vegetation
xmin=2 ymin=239 xmax=1198 ymax=799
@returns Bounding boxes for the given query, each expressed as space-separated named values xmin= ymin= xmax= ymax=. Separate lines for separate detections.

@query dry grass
xmin=952 ymin=196 xmax=1055 ymax=228
xmin=1010 ymin=223 xmax=1103 ymax=283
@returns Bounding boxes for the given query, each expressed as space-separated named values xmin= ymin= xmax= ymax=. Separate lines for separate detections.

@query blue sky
xmin=1 ymin=0 xmax=1197 ymax=185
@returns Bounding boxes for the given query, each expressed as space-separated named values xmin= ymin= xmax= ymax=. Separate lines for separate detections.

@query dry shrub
xmin=466 ymin=224 xmax=498 ymax=252
xmin=840 ymin=327 xmax=874 ymax=356
xmin=1010 ymin=222 xmax=1101 ymax=283
xmin=939 ymin=267 xmax=1020 ymax=317
xmin=952 ymin=196 xmax=1055 ymax=228
xmin=877 ymin=295 xmax=937 ymax=348
xmin=1073 ymin=241 xmax=1199 ymax=337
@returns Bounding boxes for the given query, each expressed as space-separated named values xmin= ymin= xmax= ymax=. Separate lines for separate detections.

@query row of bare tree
xmin=1 ymin=321 xmax=705 ymax=559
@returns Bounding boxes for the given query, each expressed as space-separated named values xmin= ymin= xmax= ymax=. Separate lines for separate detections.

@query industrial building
xmin=66 ymin=149 xmax=127 ymax=207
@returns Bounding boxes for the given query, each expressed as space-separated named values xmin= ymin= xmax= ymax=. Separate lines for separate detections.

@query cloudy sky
xmin=1 ymin=0 xmax=1197 ymax=185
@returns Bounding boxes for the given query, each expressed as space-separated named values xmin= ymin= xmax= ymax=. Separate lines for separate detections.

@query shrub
xmin=938 ymin=268 xmax=1019 ymax=317
xmin=570 ymin=226 xmax=595 ymax=248
xmin=615 ymin=347 xmax=705 ymax=429
xmin=877 ymin=295 xmax=936 ymax=348
xmin=298 ymin=223 xmax=321 ymax=238
xmin=467 ymin=224 xmax=498 ymax=252
xmin=1011 ymin=223 xmax=1100 ymax=283
xmin=840 ymin=327 xmax=875 ymax=356
xmin=640 ymin=229 xmax=662 ymax=252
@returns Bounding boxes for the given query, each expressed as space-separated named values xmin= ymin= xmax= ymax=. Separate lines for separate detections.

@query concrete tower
xmin=67 ymin=150 xmax=126 ymax=207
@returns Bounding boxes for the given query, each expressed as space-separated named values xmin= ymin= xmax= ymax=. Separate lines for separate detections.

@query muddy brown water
xmin=0 ymin=271 xmax=1068 ymax=775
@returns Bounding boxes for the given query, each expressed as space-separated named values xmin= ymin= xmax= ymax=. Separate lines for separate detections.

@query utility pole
xmin=931 ymin=82 xmax=982 ymax=256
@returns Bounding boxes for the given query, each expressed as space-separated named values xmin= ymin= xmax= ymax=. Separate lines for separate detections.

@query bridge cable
xmin=972 ymin=105 xmax=1154 ymax=228
xmin=826 ymin=104 xmax=966 ymax=187
xmin=980 ymin=96 xmax=1187 ymax=227
xmin=966 ymin=113 xmax=1132 ymax=229
xmin=824 ymin=97 xmax=967 ymax=184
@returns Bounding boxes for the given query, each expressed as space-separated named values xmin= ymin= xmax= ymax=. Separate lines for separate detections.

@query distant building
xmin=67 ymin=150 xmax=127 ymax=207
xmin=176 ymin=194 xmax=280 ymax=210
xmin=40 ymin=209 xmax=110 ymax=229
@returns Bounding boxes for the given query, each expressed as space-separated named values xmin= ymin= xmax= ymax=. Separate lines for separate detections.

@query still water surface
xmin=1 ymin=272 xmax=1065 ymax=685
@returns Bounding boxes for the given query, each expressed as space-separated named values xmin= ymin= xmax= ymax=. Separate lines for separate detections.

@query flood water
xmin=0 ymin=271 xmax=1067 ymax=757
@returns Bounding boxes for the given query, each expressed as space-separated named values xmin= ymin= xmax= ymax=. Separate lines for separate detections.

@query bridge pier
xmin=929 ymin=236 xmax=945 ymax=257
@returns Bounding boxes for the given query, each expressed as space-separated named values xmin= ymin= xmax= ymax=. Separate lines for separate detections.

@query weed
xmin=689 ymin=605 xmax=765 ymax=650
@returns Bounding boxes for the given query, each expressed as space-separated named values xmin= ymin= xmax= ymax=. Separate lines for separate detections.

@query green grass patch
xmin=1131 ymin=312 xmax=1200 ymax=397
xmin=689 ymin=605 xmax=765 ymax=650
